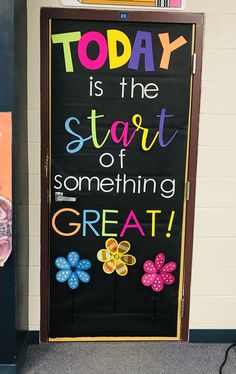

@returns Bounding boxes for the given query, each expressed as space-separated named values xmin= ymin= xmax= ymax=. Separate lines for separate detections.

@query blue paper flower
xmin=55 ymin=251 xmax=91 ymax=290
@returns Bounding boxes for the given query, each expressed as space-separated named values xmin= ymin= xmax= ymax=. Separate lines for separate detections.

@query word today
xmin=52 ymin=29 xmax=187 ymax=72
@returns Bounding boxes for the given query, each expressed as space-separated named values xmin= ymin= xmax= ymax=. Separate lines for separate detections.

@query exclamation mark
xmin=166 ymin=210 xmax=175 ymax=238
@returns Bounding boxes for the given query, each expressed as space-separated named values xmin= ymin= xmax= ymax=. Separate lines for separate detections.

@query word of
xmin=52 ymin=30 xmax=187 ymax=72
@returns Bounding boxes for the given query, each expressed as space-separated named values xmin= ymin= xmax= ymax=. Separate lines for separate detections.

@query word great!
xmin=52 ymin=208 xmax=175 ymax=238
xmin=52 ymin=30 xmax=187 ymax=72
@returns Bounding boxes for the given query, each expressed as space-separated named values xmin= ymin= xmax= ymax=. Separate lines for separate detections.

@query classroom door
xmin=41 ymin=9 xmax=203 ymax=341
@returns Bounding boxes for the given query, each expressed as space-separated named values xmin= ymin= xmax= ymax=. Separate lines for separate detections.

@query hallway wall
xmin=27 ymin=0 xmax=236 ymax=332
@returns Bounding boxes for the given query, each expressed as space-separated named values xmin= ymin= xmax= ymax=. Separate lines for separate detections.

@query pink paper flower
xmin=141 ymin=253 xmax=176 ymax=292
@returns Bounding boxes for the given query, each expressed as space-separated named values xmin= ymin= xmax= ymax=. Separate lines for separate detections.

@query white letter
xmin=64 ymin=176 xmax=79 ymax=191
xmin=54 ymin=174 xmax=63 ymax=190
xmin=118 ymin=148 xmax=126 ymax=169
xmin=99 ymin=153 xmax=114 ymax=168
xmin=160 ymin=179 xmax=175 ymax=198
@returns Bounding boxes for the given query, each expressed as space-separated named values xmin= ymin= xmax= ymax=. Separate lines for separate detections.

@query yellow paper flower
xmin=97 ymin=238 xmax=136 ymax=276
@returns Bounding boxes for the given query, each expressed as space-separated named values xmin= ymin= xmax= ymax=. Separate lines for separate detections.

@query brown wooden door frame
xmin=40 ymin=8 xmax=204 ymax=342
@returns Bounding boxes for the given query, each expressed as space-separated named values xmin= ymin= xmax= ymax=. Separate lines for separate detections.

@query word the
xmin=120 ymin=77 xmax=159 ymax=99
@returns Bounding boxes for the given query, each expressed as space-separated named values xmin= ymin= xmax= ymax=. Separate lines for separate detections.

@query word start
xmin=65 ymin=108 xmax=177 ymax=153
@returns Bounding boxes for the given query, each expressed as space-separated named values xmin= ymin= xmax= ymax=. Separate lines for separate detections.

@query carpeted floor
xmin=22 ymin=342 xmax=236 ymax=374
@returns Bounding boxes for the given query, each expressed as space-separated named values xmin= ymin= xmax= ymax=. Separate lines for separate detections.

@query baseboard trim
xmin=16 ymin=331 xmax=39 ymax=373
xmin=189 ymin=329 xmax=236 ymax=343
xmin=11 ymin=330 xmax=236 ymax=346
xmin=1 ymin=330 xmax=235 ymax=373
xmin=27 ymin=331 xmax=40 ymax=345
xmin=0 ymin=331 xmax=40 ymax=373
xmin=28 ymin=330 xmax=236 ymax=344
xmin=0 ymin=364 xmax=16 ymax=374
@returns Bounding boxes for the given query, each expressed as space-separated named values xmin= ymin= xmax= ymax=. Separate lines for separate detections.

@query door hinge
xmin=186 ymin=181 xmax=190 ymax=201
xmin=181 ymin=298 xmax=185 ymax=318
xmin=192 ymin=53 xmax=197 ymax=75
xmin=44 ymin=154 xmax=49 ymax=178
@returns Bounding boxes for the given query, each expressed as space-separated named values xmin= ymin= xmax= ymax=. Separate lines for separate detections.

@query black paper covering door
xmin=49 ymin=18 xmax=194 ymax=340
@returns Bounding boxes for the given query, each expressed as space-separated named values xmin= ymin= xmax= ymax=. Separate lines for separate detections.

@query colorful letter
xmin=78 ymin=31 xmax=108 ymax=70
xmin=107 ymin=30 xmax=132 ymax=69
xmin=157 ymin=108 xmax=177 ymax=147
xmin=102 ymin=210 xmax=118 ymax=237
xmin=158 ymin=33 xmax=187 ymax=69
xmin=110 ymin=121 xmax=136 ymax=147
xmin=120 ymin=210 xmax=145 ymax=237
xmin=128 ymin=31 xmax=154 ymax=72
xmin=51 ymin=32 xmax=81 ymax=72
xmin=146 ymin=210 xmax=161 ymax=237
xmin=83 ymin=210 xmax=100 ymax=236
xmin=87 ymin=109 xmax=110 ymax=149
xmin=52 ymin=208 xmax=81 ymax=237
xmin=132 ymin=114 xmax=159 ymax=151
xmin=65 ymin=116 xmax=92 ymax=153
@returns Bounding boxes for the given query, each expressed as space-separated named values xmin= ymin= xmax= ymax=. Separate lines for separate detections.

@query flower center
xmin=71 ymin=266 xmax=76 ymax=272
xmin=114 ymin=254 xmax=120 ymax=260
